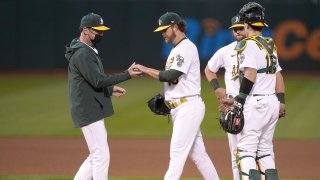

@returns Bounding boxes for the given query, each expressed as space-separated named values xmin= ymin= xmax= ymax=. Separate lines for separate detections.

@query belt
xmin=252 ymin=94 xmax=275 ymax=96
xmin=165 ymin=95 xmax=199 ymax=109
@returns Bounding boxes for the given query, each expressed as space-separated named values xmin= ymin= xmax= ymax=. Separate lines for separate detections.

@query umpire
xmin=65 ymin=13 xmax=141 ymax=179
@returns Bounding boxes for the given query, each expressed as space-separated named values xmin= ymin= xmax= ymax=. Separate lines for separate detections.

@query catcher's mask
xmin=222 ymin=108 xmax=244 ymax=134
xmin=239 ymin=2 xmax=268 ymax=27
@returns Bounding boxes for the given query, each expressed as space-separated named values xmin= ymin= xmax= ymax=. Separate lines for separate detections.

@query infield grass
xmin=0 ymin=75 xmax=319 ymax=140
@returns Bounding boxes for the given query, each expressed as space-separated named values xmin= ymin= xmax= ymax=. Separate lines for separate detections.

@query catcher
xmin=220 ymin=2 xmax=286 ymax=180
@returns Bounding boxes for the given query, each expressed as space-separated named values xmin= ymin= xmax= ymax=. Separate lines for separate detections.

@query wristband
xmin=277 ymin=93 xmax=285 ymax=104
xmin=210 ymin=79 xmax=220 ymax=90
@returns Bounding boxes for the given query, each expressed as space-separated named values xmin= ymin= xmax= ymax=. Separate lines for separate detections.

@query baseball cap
xmin=154 ymin=12 xmax=182 ymax=32
xmin=229 ymin=15 xmax=245 ymax=29
xmin=79 ymin=13 xmax=110 ymax=31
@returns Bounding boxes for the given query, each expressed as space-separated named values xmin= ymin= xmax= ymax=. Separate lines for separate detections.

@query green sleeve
xmin=104 ymin=86 xmax=114 ymax=96
xmin=159 ymin=69 xmax=183 ymax=82
xmin=74 ymin=49 xmax=131 ymax=88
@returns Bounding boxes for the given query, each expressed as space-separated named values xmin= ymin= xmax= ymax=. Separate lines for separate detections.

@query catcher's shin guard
xmin=249 ymin=169 xmax=261 ymax=180
xmin=236 ymin=149 xmax=257 ymax=180
xmin=265 ymin=169 xmax=279 ymax=180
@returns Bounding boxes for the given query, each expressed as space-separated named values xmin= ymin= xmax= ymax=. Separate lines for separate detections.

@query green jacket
xmin=65 ymin=38 xmax=131 ymax=128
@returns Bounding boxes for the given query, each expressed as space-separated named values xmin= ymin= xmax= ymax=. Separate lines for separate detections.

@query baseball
xmin=133 ymin=68 xmax=140 ymax=72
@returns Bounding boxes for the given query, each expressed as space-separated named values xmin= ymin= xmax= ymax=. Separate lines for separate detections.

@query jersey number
xmin=265 ymin=55 xmax=277 ymax=74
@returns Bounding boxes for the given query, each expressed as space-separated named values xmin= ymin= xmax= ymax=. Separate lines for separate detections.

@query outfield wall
xmin=1 ymin=0 xmax=319 ymax=71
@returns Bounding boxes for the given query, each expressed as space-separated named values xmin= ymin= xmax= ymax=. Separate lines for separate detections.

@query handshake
xmin=127 ymin=62 xmax=152 ymax=78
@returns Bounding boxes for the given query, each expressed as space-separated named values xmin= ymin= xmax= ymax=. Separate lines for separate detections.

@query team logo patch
xmin=239 ymin=53 xmax=245 ymax=64
xmin=235 ymin=16 xmax=239 ymax=23
xmin=165 ymin=57 xmax=174 ymax=70
xmin=176 ymin=54 xmax=184 ymax=67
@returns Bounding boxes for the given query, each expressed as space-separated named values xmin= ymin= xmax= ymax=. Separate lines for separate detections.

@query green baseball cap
xmin=79 ymin=13 xmax=110 ymax=31
xmin=154 ymin=12 xmax=182 ymax=32
xmin=229 ymin=15 xmax=245 ymax=29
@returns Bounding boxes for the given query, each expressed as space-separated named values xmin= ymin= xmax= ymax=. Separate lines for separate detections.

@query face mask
xmin=91 ymin=34 xmax=103 ymax=44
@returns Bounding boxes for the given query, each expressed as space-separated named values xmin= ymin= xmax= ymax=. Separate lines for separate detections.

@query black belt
xmin=252 ymin=94 xmax=275 ymax=96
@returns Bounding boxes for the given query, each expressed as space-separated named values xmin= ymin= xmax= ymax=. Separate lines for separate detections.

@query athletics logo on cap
xmin=79 ymin=13 xmax=110 ymax=31
xmin=154 ymin=12 xmax=182 ymax=32
xmin=229 ymin=15 xmax=245 ymax=29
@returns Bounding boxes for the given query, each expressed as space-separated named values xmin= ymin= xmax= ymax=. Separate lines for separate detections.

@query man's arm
xmin=136 ymin=65 xmax=182 ymax=82
xmin=74 ymin=50 xmax=141 ymax=88
xmin=276 ymin=71 xmax=286 ymax=117
xmin=222 ymin=67 xmax=256 ymax=106
xmin=204 ymin=65 xmax=226 ymax=100
xmin=233 ymin=67 xmax=256 ymax=105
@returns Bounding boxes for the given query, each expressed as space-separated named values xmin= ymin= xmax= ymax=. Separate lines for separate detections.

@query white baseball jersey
xmin=238 ymin=37 xmax=282 ymax=95
xmin=207 ymin=41 xmax=242 ymax=180
xmin=164 ymin=38 xmax=201 ymax=101
xmin=207 ymin=41 xmax=240 ymax=96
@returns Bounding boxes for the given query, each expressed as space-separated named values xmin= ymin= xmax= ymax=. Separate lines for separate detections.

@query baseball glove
xmin=219 ymin=104 xmax=244 ymax=134
xmin=147 ymin=94 xmax=171 ymax=115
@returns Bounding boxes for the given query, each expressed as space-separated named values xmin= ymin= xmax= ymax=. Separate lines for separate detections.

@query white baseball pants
xmin=164 ymin=97 xmax=220 ymax=180
xmin=237 ymin=95 xmax=279 ymax=180
xmin=74 ymin=119 xmax=110 ymax=180
xmin=227 ymin=133 xmax=240 ymax=180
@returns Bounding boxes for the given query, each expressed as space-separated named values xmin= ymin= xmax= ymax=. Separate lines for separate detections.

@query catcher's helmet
xmin=239 ymin=2 xmax=268 ymax=27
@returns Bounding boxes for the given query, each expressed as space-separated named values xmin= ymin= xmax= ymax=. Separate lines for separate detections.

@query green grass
xmin=0 ymin=75 xmax=319 ymax=140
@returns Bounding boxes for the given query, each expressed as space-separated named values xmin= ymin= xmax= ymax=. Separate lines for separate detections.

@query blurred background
xmin=1 ymin=0 xmax=320 ymax=71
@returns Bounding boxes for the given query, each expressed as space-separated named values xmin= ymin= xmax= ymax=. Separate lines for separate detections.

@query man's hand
xmin=279 ymin=103 xmax=286 ymax=118
xmin=220 ymin=98 xmax=235 ymax=106
xmin=134 ymin=64 xmax=149 ymax=74
xmin=218 ymin=103 xmax=231 ymax=112
xmin=128 ymin=62 xmax=143 ymax=78
xmin=215 ymin=88 xmax=226 ymax=100
xmin=112 ymin=86 xmax=126 ymax=97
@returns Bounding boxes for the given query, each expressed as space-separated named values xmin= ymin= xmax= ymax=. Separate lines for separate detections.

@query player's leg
xmin=236 ymin=96 xmax=263 ymax=180
xmin=256 ymin=96 xmax=279 ymax=180
xmin=75 ymin=119 xmax=110 ymax=180
xmin=74 ymin=154 xmax=93 ymax=180
xmin=164 ymin=98 xmax=206 ymax=180
xmin=227 ymin=133 xmax=240 ymax=180
xmin=189 ymin=130 xmax=220 ymax=180
xmin=236 ymin=149 xmax=257 ymax=180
